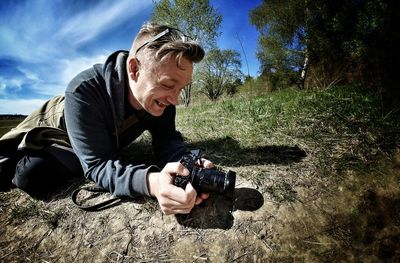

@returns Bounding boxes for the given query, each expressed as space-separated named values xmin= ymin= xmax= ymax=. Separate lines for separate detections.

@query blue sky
xmin=0 ymin=0 xmax=261 ymax=115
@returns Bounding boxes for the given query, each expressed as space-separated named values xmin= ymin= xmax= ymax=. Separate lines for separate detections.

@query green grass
xmin=1 ymin=85 xmax=398 ymax=177
xmin=177 ymin=85 xmax=399 ymax=174
xmin=0 ymin=119 xmax=23 ymax=137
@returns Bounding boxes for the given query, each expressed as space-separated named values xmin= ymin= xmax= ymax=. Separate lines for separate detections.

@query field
xmin=0 ymin=86 xmax=399 ymax=262
xmin=0 ymin=116 xmax=25 ymax=137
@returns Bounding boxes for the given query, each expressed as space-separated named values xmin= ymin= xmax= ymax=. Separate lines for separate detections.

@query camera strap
xmin=71 ymin=186 xmax=124 ymax=211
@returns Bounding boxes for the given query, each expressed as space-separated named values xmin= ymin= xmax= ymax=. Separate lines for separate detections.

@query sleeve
xmin=148 ymin=105 xmax=187 ymax=168
xmin=64 ymin=79 xmax=158 ymax=198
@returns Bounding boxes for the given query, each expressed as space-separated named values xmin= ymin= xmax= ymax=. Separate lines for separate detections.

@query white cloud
xmin=0 ymin=98 xmax=47 ymax=115
xmin=54 ymin=0 xmax=152 ymax=45
xmin=0 ymin=52 xmax=110 ymax=114
xmin=0 ymin=0 xmax=153 ymax=114
xmin=29 ymin=82 xmax=67 ymax=97
xmin=0 ymin=51 xmax=110 ymax=114
xmin=15 ymin=67 xmax=62 ymax=96
xmin=0 ymin=0 xmax=152 ymax=61
xmin=0 ymin=76 xmax=23 ymax=95
xmin=17 ymin=67 xmax=40 ymax=82
xmin=60 ymin=53 xmax=109 ymax=86
xmin=0 ymin=2 xmax=59 ymax=62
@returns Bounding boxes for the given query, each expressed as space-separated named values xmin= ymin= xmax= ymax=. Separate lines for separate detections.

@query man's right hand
xmin=147 ymin=162 xmax=198 ymax=215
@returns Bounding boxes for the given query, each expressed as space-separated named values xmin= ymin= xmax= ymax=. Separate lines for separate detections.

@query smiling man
xmin=0 ymin=22 xmax=211 ymax=215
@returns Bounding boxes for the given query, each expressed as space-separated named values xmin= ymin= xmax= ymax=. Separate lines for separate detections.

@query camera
xmin=173 ymin=150 xmax=236 ymax=195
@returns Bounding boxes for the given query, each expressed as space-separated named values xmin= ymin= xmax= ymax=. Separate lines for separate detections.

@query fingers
xmin=163 ymin=162 xmax=189 ymax=178
xmin=160 ymin=198 xmax=195 ymax=215
xmin=161 ymin=181 xmax=196 ymax=204
xmin=155 ymin=163 xmax=197 ymax=214
xmin=195 ymin=196 xmax=202 ymax=205
xmin=153 ymin=161 xmax=215 ymax=215
xmin=195 ymin=192 xmax=210 ymax=205
xmin=200 ymin=192 xmax=210 ymax=200
xmin=159 ymin=183 xmax=197 ymax=215
xmin=200 ymin=158 xmax=214 ymax=169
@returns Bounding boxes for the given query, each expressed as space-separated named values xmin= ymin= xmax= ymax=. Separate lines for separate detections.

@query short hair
xmin=130 ymin=22 xmax=205 ymax=67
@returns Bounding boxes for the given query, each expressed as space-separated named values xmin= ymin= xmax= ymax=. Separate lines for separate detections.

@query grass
xmin=177 ymin=85 xmax=399 ymax=176
xmin=10 ymin=199 xmax=40 ymax=220
xmin=2 ymin=85 xmax=397 ymax=184
xmin=1 ymin=85 xmax=398 ymax=177
xmin=0 ymin=85 xmax=399 ymax=261
xmin=0 ymin=119 xmax=23 ymax=137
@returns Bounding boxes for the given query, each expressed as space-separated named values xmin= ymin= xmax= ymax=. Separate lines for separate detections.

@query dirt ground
xmin=1 ymin=147 xmax=400 ymax=262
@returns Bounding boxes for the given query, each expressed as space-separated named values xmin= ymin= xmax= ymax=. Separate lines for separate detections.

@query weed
xmin=10 ymin=199 xmax=40 ymax=221
xmin=265 ymin=182 xmax=298 ymax=204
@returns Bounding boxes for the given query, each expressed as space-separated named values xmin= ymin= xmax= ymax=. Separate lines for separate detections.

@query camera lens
xmin=225 ymin=170 xmax=236 ymax=193
xmin=192 ymin=168 xmax=236 ymax=194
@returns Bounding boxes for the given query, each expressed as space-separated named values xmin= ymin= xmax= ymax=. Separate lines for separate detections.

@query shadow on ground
xmin=176 ymin=187 xmax=264 ymax=229
xmin=189 ymin=136 xmax=307 ymax=166
xmin=296 ymin=188 xmax=400 ymax=262
xmin=188 ymin=136 xmax=307 ymax=166
xmin=344 ymin=189 xmax=400 ymax=261
xmin=124 ymin=135 xmax=307 ymax=167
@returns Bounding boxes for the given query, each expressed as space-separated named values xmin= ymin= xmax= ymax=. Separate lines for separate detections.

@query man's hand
xmin=198 ymin=158 xmax=214 ymax=169
xmin=147 ymin=162 xmax=196 ymax=215
xmin=147 ymin=158 xmax=214 ymax=215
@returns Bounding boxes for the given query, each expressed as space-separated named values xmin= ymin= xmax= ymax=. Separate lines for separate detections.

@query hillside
xmin=0 ymin=114 xmax=27 ymax=120
xmin=0 ymin=115 xmax=26 ymax=137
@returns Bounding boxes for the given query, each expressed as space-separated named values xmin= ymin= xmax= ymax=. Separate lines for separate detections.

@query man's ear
xmin=127 ymin=57 xmax=140 ymax=81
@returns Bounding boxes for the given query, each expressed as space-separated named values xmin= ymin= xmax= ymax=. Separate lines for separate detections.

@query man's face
xmin=129 ymin=55 xmax=193 ymax=117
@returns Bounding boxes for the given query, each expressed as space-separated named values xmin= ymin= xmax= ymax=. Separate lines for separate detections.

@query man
xmin=0 ymin=22 xmax=212 ymax=215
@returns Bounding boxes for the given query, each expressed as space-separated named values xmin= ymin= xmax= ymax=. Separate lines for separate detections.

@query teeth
xmin=156 ymin=100 xmax=165 ymax=107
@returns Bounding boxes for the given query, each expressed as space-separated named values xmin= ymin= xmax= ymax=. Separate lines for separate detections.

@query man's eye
xmin=162 ymin=85 xmax=174 ymax=90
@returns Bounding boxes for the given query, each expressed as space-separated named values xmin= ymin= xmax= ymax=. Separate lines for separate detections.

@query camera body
xmin=173 ymin=150 xmax=236 ymax=195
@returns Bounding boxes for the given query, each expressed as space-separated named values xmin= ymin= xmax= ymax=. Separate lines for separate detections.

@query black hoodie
xmin=64 ymin=51 xmax=186 ymax=197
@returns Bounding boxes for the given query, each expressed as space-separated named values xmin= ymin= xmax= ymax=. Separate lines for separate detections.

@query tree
xmin=250 ymin=0 xmax=400 ymax=110
xmin=197 ymin=48 xmax=242 ymax=101
xmin=225 ymin=78 xmax=243 ymax=97
xmin=151 ymin=0 xmax=222 ymax=106
xmin=250 ymin=0 xmax=308 ymax=90
xmin=305 ymin=0 xmax=400 ymax=109
xmin=249 ymin=0 xmax=364 ymax=90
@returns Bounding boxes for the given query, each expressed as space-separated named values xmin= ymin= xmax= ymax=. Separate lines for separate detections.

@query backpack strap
xmin=71 ymin=186 xmax=124 ymax=211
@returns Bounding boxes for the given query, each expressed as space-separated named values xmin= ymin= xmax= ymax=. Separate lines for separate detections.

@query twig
xmin=303 ymin=240 xmax=334 ymax=245
xmin=138 ymin=259 xmax=183 ymax=263
xmin=262 ymin=239 xmax=274 ymax=251
xmin=229 ymin=252 xmax=248 ymax=262
xmin=0 ymin=248 xmax=18 ymax=260
xmin=92 ymin=243 xmax=113 ymax=262
xmin=192 ymin=253 xmax=208 ymax=262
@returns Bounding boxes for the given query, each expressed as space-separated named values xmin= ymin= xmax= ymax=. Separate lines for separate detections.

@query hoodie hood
xmin=102 ymin=50 xmax=130 ymax=147
xmin=103 ymin=51 xmax=129 ymax=129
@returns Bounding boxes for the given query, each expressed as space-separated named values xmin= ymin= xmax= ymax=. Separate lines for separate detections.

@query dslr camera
xmin=173 ymin=150 xmax=236 ymax=195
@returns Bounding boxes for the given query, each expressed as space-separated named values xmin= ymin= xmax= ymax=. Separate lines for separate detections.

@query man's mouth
xmin=155 ymin=100 xmax=167 ymax=108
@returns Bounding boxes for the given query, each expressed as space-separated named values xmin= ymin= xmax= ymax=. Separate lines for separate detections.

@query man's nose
xmin=167 ymin=89 xmax=181 ymax=105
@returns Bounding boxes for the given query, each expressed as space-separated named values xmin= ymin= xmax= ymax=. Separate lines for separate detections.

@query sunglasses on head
xmin=134 ymin=27 xmax=192 ymax=56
